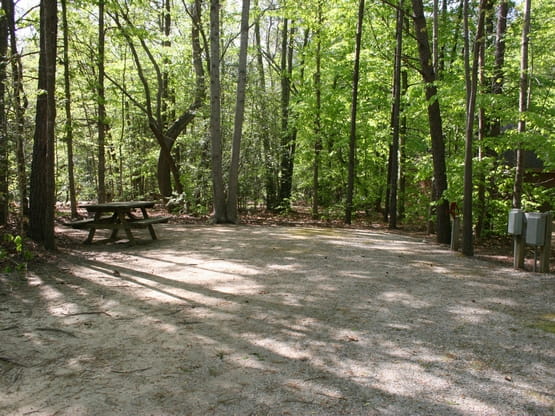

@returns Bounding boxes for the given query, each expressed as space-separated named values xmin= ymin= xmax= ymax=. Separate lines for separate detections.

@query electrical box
xmin=525 ymin=212 xmax=547 ymax=246
xmin=508 ymin=209 xmax=525 ymax=235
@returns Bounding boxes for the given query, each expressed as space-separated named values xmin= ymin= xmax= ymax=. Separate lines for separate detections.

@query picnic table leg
xmin=84 ymin=227 xmax=96 ymax=244
xmin=140 ymin=207 xmax=157 ymax=240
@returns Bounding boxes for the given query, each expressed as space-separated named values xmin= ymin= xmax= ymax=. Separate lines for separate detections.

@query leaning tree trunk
xmin=29 ymin=0 xmax=57 ymax=249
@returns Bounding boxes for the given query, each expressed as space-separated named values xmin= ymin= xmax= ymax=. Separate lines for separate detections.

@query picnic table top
xmin=80 ymin=201 xmax=156 ymax=212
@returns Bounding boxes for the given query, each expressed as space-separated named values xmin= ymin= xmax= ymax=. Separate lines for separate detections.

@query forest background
xmin=0 ymin=0 xmax=553 ymax=255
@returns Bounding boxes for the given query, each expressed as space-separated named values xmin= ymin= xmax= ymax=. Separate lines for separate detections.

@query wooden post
xmin=450 ymin=217 xmax=460 ymax=251
xmin=514 ymin=234 xmax=526 ymax=270
xmin=539 ymin=212 xmax=552 ymax=273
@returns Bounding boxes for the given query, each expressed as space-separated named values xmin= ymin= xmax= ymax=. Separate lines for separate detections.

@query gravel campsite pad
xmin=1 ymin=224 xmax=554 ymax=415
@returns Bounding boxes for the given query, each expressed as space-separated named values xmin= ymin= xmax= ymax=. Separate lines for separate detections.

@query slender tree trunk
xmin=513 ymin=0 xmax=531 ymax=209
xmin=4 ymin=0 xmax=27 ymax=221
xmin=398 ymin=70 xmax=408 ymax=220
xmin=312 ymin=0 xmax=323 ymax=219
xmin=254 ymin=0 xmax=277 ymax=211
xmin=411 ymin=0 xmax=450 ymax=244
xmin=97 ymin=0 xmax=107 ymax=202
xmin=29 ymin=0 xmax=57 ymax=249
xmin=209 ymin=0 xmax=226 ymax=222
xmin=462 ymin=0 xmax=489 ymax=256
xmin=61 ymin=0 xmax=78 ymax=218
xmin=278 ymin=18 xmax=296 ymax=210
xmin=388 ymin=0 xmax=403 ymax=229
xmin=226 ymin=0 xmax=251 ymax=223
xmin=0 ymin=1 xmax=7 ymax=226
xmin=345 ymin=0 xmax=365 ymax=225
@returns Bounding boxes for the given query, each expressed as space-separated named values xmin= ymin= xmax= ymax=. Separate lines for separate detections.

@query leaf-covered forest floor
xmin=1 ymin=209 xmax=554 ymax=415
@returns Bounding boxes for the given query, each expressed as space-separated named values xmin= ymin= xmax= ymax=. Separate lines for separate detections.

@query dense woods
xmin=0 ymin=0 xmax=553 ymax=251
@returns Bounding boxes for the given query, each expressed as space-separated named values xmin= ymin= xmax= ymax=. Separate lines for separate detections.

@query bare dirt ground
xmin=1 ymin=222 xmax=554 ymax=415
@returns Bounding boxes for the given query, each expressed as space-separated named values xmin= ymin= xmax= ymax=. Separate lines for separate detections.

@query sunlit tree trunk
xmin=312 ymin=0 xmax=323 ymax=219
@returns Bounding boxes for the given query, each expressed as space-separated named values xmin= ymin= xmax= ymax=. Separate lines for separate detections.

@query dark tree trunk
xmin=345 ymin=0 xmax=365 ymax=225
xmin=29 ymin=0 xmax=57 ymax=249
xmin=278 ymin=18 xmax=296 ymax=210
xmin=411 ymin=0 xmax=450 ymax=244
xmin=387 ymin=0 xmax=403 ymax=229
xmin=462 ymin=0 xmax=489 ymax=256
xmin=61 ymin=0 xmax=78 ymax=218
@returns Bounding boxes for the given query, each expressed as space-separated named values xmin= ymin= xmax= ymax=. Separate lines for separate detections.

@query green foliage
xmin=0 ymin=233 xmax=33 ymax=274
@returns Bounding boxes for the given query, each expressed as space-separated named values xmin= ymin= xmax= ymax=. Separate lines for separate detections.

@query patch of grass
xmin=530 ymin=314 xmax=555 ymax=334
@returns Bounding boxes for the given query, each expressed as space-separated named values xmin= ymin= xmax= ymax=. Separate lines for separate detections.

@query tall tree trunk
xmin=388 ymin=0 xmax=403 ymax=229
xmin=97 ymin=0 xmax=107 ymax=202
xmin=513 ymin=0 xmax=531 ymax=209
xmin=226 ymin=0 xmax=251 ymax=223
xmin=278 ymin=18 xmax=296 ymax=210
xmin=411 ymin=0 xmax=450 ymax=244
xmin=209 ymin=0 xmax=226 ymax=222
xmin=462 ymin=0 xmax=489 ymax=256
xmin=345 ymin=0 xmax=365 ymax=225
xmin=312 ymin=0 xmax=323 ymax=219
xmin=398 ymin=70 xmax=408 ymax=220
xmin=4 ymin=0 xmax=27 ymax=221
xmin=0 ymin=1 xmax=7 ymax=226
xmin=29 ymin=0 xmax=57 ymax=249
xmin=254 ymin=0 xmax=277 ymax=211
xmin=61 ymin=0 xmax=78 ymax=218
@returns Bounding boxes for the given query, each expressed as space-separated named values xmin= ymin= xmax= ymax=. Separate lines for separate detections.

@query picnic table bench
xmin=68 ymin=201 xmax=170 ymax=244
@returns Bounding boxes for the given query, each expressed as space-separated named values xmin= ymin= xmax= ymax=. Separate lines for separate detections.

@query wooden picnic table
xmin=70 ymin=201 xmax=170 ymax=244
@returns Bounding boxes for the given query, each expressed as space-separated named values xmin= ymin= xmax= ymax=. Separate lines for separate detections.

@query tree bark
xmin=0 ymin=1 xmax=7 ymax=225
xmin=411 ymin=0 xmax=450 ymax=244
xmin=513 ymin=0 xmax=531 ymax=209
xmin=29 ymin=0 xmax=57 ymax=249
xmin=209 ymin=0 xmax=226 ymax=222
xmin=3 ymin=0 xmax=27 ymax=221
xmin=388 ymin=0 xmax=403 ymax=229
xmin=61 ymin=0 xmax=78 ymax=218
xmin=226 ymin=0 xmax=251 ymax=223
xmin=345 ymin=0 xmax=365 ymax=225
xmin=462 ymin=0 xmax=489 ymax=256
xmin=97 ymin=0 xmax=107 ymax=202
xmin=312 ymin=0 xmax=323 ymax=219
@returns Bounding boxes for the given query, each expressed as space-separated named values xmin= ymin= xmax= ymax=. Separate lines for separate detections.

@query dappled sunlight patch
xmin=373 ymin=362 xmax=451 ymax=396
xmin=378 ymin=290 xmax=432 ymax=308
xmin=447 ymin=305 xmax=494 ymax=324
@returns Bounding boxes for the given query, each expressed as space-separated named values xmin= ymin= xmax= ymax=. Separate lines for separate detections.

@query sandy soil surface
xmin=1 ymin=223 xmax=554 ymax=415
